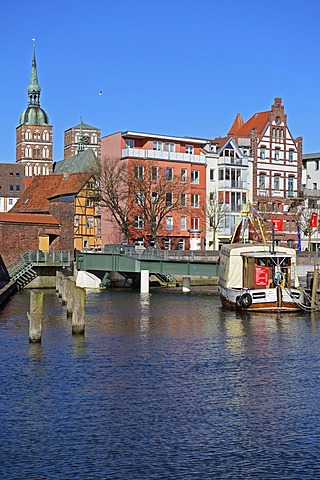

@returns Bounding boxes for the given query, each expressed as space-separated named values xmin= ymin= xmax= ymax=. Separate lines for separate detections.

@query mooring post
xmin=56 ymin=271 xmax=63 ymax=297
xmin=72 ymin=286 xmax=86 ymax=335
xmin=182 ymin=276 xmax=191 ymax=293
xmin=140 ymin=270 xmax=150 ymax=293
xmin=28 ymin=290 xmax=44 ymax=343
xmin=66 ymin=276 xmax=76 ymax=317
xmin=61 ymin=276 xmax=68 ymax=305
xmin=311 ymin=267 xmax=318 ymax=309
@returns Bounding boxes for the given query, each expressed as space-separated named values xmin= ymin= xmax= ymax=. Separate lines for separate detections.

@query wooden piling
xmin=61 ymin=277 xmax=68 ymax=305
xmin=56 ymin=271 xmax=64 ymax=296
xmin=72 ymin=286 xmax=86 ymax=335
xmin=28 ymin=290 xmax=44 ymax=343
xmin=311 ymin=267 xmax=318 ymax=309
xmin=66 ymin=276 xmax=76 ymax=317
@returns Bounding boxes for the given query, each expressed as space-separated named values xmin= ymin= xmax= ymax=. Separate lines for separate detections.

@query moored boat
xmin=218 ymin=243 xmax=305 ymax=312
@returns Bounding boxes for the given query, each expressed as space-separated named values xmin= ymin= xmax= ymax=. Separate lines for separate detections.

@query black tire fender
xmin=240 ymin=293 xmax=252 ymax=308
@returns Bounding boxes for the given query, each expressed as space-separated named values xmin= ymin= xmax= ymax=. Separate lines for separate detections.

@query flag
xmin=310 ymin=212 xmax=318 ymax=228
xmin=297 ymin=226 xmax=301 ymax=251
xmin=231 ymin=220 xmax=242 ymax=243
xmin=250 ymin=204 xmax=263 ymax=220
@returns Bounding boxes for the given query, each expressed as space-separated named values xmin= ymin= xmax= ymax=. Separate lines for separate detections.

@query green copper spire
xmin=19 ymin=47 xmax=50 ymax=126
xmin=27 ymin=47 xmax=41 ymax=106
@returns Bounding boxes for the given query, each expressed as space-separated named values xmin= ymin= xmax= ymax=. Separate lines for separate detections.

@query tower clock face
xmin=83 ymin=135 xmax=90 ymax=145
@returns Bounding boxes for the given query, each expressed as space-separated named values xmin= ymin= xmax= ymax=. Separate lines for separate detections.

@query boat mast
xmin=230 ymin=193 xmax=266 ymax=244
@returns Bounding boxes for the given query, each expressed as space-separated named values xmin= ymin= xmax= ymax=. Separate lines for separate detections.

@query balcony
xmin=218 ymin=180 xmax=247 ymax=190
xmin=122 ymin=148 xmax=206 ymax=164
xmin=303 ymin=188 xmax=320 ymax=199
xmin=218 ymin=157 xmax=248 ymax=167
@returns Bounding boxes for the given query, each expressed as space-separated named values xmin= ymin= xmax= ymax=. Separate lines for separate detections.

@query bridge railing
xmin=103 ymin=244 xmax=219 ymax=263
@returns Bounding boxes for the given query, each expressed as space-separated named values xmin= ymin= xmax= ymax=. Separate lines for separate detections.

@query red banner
xmin=271 ymin=218 xmax=283 ymax=232
xmin=310 ymin=212 xmax=318 ymax=228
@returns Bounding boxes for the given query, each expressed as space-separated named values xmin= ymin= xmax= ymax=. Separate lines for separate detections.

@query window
xmin=210 ymin=169 xmax=214 ymax=181
xmin=166 ymin=192 xmax=173 ymax=207
xmin=86 ymin=216 xmax=94 ymax=228
xmin=191 ymin=170 xmax=199 ymax=184
xmin=153 ymin=141 xmax=162 ymax=151
xmin=165 ymin=143 xmax=175 ymax=152
xmin=166 ymin=167 xmax=173 ymax=181
xmin=289 ymin=150 xmax=294 ymax=162
xmin=152 ymin=191 xmax=158 ymax=203
xmin=135 ymin=215 xmax=144 ymax=229
xmin=181 ymin=168 xmax=187 ymax=183
xmin=25 ymin=129 xmax=32 ymax=140
xmin=91 ymin=134 xmax=97 ymax=144
xmin=8 ymin=198 xmax=13 ymax=206
xmin=152 ymin=166 xmax=158 ymax=181
xmin=274 ymin=148 xmax=280 ymax=161
xmin=86 ymin=199 xmax=94 ymax=207
xmin=288 ymin=176 xmax=294 ymax=194
xmin=9 ymin=185 xmax=13 ymax=191
xmin=259 ymin=174 xmax=266 ymax=189
xmin=191 ymin=194 xmax=199 ymax=208
xmin=135 ymin=191 xmax=144 ymax=205
xmin=166 ymin=216 xmax=173 ymax=230
xmin=313 ymin=183 xmax=317 ymax=190
xmin=218 ymin=169 xmax=224 ymax=181
xmin=43 ymin=130 xmax=49 ymax=141
xmin=34 ymin=130 xmax=40 ymax=140
xmin=180 ymin=217 xmax=187 ymax=230
xmin=16 ymin=185 xmax=20 ymax=191
xmin=185 ymin=145 xmax=194 ymax=154
xmin=25 ymin=146 xmax=32 ymax=158
xmin=16 ymin=172 xmax=20 ymax=177
xmin=134 ymin=165 xmax=144 ymax=180
xmin=260 ymin=147 xmax=266 ymax=160
xmin=181 ymin=193 xmax=187 ymax=207
xmin=9 ymin=172 xmax=13 ymax=177
xmin=191 ymin=217 xmax=200 ymax=229
xmin=274 ymin=175 xmax=280 ymax=190
xmin=74 ymin=216 xmax=79 ymax=227
xmin=42 ymin=146 xmax=49 ymax=159
xmin=126 ymin=139 xmax=135 ymax=148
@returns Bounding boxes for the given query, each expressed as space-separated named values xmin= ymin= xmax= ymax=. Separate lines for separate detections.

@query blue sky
xmin=1 ymin=0 xmax=320 ymax=162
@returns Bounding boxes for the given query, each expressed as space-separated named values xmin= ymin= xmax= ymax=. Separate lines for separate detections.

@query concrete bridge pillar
xmin=140 ymin=270 xmax=150 ymax=293
xmin=182 ymin=276 xmax=191 ymax=293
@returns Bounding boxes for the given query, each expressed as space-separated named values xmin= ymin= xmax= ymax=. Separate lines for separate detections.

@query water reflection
xmin=0 ymin=288 xmax=320 ymax=479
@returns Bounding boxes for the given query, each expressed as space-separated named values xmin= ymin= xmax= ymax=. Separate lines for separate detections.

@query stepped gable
xmin=11 ymin=172 xmax=93 ymax=214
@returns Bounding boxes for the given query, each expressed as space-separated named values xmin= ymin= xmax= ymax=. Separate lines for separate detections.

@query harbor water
xmin=1 ymin=287 xmax=320 ymax=479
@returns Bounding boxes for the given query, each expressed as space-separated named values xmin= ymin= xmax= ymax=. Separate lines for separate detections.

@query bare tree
xmin=129 ymin=160 xmax=188 ymax=244
xmin=205 ymin=191 xmax=228 ymax=249
xmin=98 ymin=156 xmax=135 ymax=242
xmin=98 ymin=157 xmax=188 ymax=245
xmin=297 ymin=207 xmax=320 ymax=250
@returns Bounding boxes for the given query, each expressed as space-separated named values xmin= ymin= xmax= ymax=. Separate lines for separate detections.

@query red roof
xmin=0 ymin=213 xmax=59 ymax=225
xmin=12 ymin=173 xmax=92 ymax=214
xmin=230 ymin=111 xmax=270 ymax=137
xmin=228 ymin=113 xmax=244 ymax=136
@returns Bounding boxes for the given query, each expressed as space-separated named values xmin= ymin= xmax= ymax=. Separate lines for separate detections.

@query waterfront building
xmin=101 ymin=131 xmax=209 ymax=250
xmin=64 ymin=121 xmax=101 ymax=160
xmin=301 ymin=152 xmax=320 ymax=251
xmin=0 ymin=163 xmax=26 ymax=212
xmin=227 ymin=97 xmax=302 ymax=249
xmin=16 ymin=48 xmax=53 ymax=177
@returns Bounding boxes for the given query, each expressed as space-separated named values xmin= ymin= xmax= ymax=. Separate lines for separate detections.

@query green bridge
xmin=76 ymin=245 xmax=220 ymax=291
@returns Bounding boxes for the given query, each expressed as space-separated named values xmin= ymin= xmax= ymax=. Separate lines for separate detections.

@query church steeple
xmin=27 ymin=48 xmax=41 ymax=107
xmin=16 ymin=45 xmax=53 ymax=177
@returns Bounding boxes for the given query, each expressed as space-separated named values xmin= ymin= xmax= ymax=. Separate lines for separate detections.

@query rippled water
xmin=1 ymin=287 xmax=320 ymax=479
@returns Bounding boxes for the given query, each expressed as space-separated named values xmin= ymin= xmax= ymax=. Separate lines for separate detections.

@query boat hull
xmin=218 ymin=285 xmax=304 ymax=312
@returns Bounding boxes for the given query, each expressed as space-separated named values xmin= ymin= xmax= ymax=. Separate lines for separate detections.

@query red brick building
xmin=101 ymin=131 xmax=208 ymax=250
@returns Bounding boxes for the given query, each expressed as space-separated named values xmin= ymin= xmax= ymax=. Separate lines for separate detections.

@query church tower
xmin=16 ymin=48 xmax=53 ymax=176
